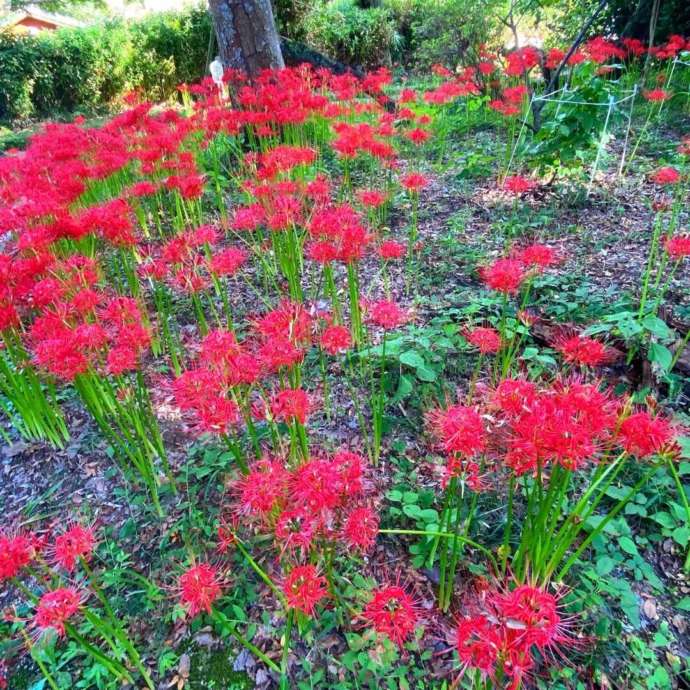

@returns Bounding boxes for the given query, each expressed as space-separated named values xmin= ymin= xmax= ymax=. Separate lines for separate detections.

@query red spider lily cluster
xmin=230 ymin=448 xmax=377 ymax=562
xmin=456 ymin=580 xmax=575 ymax=689
xmin=429 ymin=377 xmax=678 ymax=484
xmin=2 ymin=521 xmax=154 ymax=686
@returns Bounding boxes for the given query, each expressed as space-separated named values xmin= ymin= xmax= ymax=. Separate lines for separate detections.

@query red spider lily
xmin=545 ymin=48 xmax=566 ymax=69
xmin=358 ymin=189 xmax=388 ymax=208
xmin=503 ymin=85 xmax=528 ymax=104
xmin=342 ymin=506 xmax=379 ymax=552
xmin=455 ymin=579 xmax=576 ymax=687
xmin=255 ymin=300 xmax=313 ymax=344
xmin=366 ymin=300 xmax=409 ymax=330
xmin=199 ymin=330 xmax=259 ymax=384
xmin=257 ymin=145 xmax=317 ymax=179
xmin=307 ymin=241 xmax=339 ymax=264
xmin=552 ymin=332 xmax=619 ymax=367
xmin=504 ymin=46 xmax=541 ymax=76
xmin=378 ymin=240 xmax=406 ymax=260
xmin=400 ymin=172 xmax=429 ymax=192
xmin=129 ymin=181 xmax=158 ymax=197
xmin=502 ymin=175 xmax=535 ymax=195
xmin=479 ymin=258 xmax=526 ymax=294
xmin=52 ymin=524 xmax=97 ymax=573
xmin=319 ymin=325 xmax=352 ymax=354
xmin=189 ymin=224 xmax=220 ymax=247
xmin=232 ymin=203 xmax=266 ymax=231
xmin=332 ymin=449 xmax=367 ymax=498
xmin=259 ymin=337 xmax=305 ymax=373
xmin=234 ymin=457 xmax=290 ymax=518
xmin=622 ymin=37 xmax=646 ymax=56
xmin=490 ymin=378 xmax=538 ymax=417
xmin=271 ymin=388 xmax=310 ymax=425
xmin=406 ymin=128 xmax=431 ymax=145
xmin=643 ymin=88 xmax=670 ymax=102
xmin=290 ymin=458 xmax=343 ymax=515
xmin=274 ymin=509 xmax=316 ymax=556
xmin=514 ymin=243 xmax=561 ymax=270
xmin=399 ymin=88 xmax=418 ymax=103
xmin=665 ymin=234 xmax=690 ymax=260
xmin=502 ymin=380 xmax=619 ymax=474
xmin=617 ymin=411 xmax=676 ymax=459
xmin=283 ymin=565 xmax=328 ymax=616
xmin=34 ymin=587 xmax=84 ymax=637
xmin=178 ymin=563 xmax=223 ymax=617
xmin=216 ymin=520 xmax=237 ymax=554
xmin=456 ymin=615 xmax=501 ymax=679
xmin=494 ymin=584 xmax=564 ymax=652
xmin=585 ymin=37 xmax=625 ymax=63
xmin=207 ymin=247 xmax=248 ymax=277
xmin=432 ymin=63 xmax=452 ymax=77
xmin=464 ymin=326 xmax=502 ymax=354
xmin=172 ymin=369 xmax=242 ymax=435
xmin=427 ymin=404 xmax=487 ymax=458
xmin=489 ymin=99 xmax=521 ymax=117
xmin=650 ymin=167 xmax=681 ymax=185
xmin=305 ymin=175 xmax=331 ymax=204
xmin=363 ymin=584 xmax=420 ymax=647
xmin=0 ymin=531 xmax=39 ymax=581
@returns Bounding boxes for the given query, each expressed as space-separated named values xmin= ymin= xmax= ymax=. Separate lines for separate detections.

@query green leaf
xmin=391 ymin=374 xmax=413 ymax=403
xmin=672 ymin=526 xmax=689 ymax=548
xmin=648 ymin=342 xmax=673 ymax=372
xmin=641 ymin=315 xmax=673 ymax=339
xmin=650 ymin=511 xmax=674 ymax=529
xmin=619 ymin=536 xmax=639 ymax=556
xmin=675 ymin=596 xmax=690 ymax=611
xmin=402 ymin=503 xmax=422 ymax=519
xmin=596 ymin=556 xmax=616 ymax=575
xmin=399 ymin=351 xmax=426 ymax=369
xmin=415 ymin=365 xmax=437 ymax=382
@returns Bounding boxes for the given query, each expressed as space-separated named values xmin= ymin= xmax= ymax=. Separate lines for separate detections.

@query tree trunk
xmin=207 ymin=0 xmax=284 ymax=79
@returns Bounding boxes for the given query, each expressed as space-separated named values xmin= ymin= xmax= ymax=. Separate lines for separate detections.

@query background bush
xmin=301 ymin=0 xmax=398 ymax=69
xmin=0 ymin=5 xmax=211 ymax=122
xmin=397 ymin=0 xmax=501 ymax=70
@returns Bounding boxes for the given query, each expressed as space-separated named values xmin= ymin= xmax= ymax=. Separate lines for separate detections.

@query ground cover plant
xmin=0 ymin=29 xmax=690 ymax=690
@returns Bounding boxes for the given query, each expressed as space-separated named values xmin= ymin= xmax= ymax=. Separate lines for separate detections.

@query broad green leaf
xmin=648 ymin=342 xmax=673 ymax=372
xmin=619 ymin=536 xmax=639 ymax=556
xmin=596 ymin=556 xmax=616 ymax=575
xmin=415 ymin=365 xmax=437 ymax=382
xmin=641 ymin=315 xmax=673 ymax=339
xmin=399 ymin=351 xmax=426 ymax=369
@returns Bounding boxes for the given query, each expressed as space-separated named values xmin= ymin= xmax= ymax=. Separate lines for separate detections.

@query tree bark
xmin=207 ymin=0 xmax=284 ymax=79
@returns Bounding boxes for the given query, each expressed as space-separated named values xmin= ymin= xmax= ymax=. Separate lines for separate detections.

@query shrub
xmin=301 ymin=0 xmax=398 ymax=69
xmin=127 ymin=7 xmax=212 ymax=101
xmin=0 ymin=5 xmax=210 ymax=122
xmin=402 ymin=0 xmax=501 ymax=70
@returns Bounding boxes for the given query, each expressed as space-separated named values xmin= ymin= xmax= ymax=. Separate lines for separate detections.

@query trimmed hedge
xmin=0 ymin=6 xmax=211 ymax=121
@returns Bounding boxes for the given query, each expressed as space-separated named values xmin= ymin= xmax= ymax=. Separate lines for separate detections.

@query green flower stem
xmin=80 ymin=558 xmax=154 ymax=689
xmin=555 ymin=463 xmax=660 ymax=580
xmin=501 ymin=476 xmax=515 ymax=574
xmin=211 ymin=609 xmax=280 ymax=673
xmin=379 ymin=528 xmax=499 ymax=575
xmin=666 ymin=459 xmax=690 ymax=572
xmin=234 ymin=540 xmax=285 ymax=604
xmin=279 ymin=608 xmax=294 ymax=690
xmin=638 ymin=213 xmax=664 ymax=320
